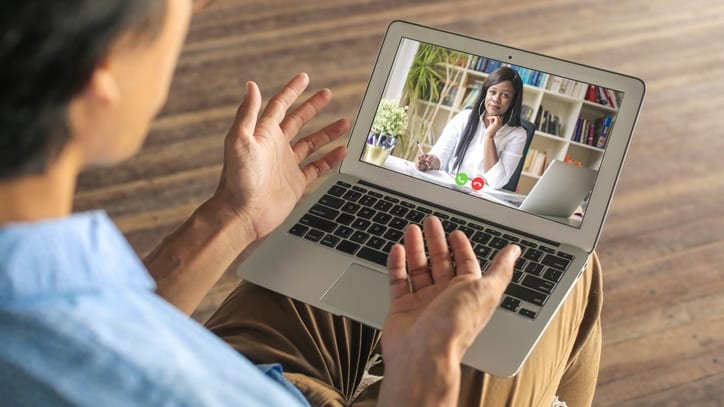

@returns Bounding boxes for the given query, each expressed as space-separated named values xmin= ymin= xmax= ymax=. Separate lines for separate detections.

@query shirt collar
xmin=0 ymin=211 xmax=154 ymax=305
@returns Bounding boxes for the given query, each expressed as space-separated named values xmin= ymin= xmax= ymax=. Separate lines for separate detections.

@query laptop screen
xmin=360 ymin=38 xmax=624 ymax=229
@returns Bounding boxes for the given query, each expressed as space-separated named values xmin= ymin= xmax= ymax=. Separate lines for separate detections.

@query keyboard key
xmin=336 ymin=240 xmax=360 ymax=254
xmin=519 ymin=239 xmax=538 ymax=248
xmin=477 ymin=258 xmax=489 ymax=271
xmin=357 ymin=247 xmax=388 ymax=267
xmin=416 ymin=206 xmax=432 ymax=214
xmin=357 ymin=207 xmax=376 ymax=219
xmin=299 ymin=214 xmax=336 ymax=233
xmin=359 ymin=195 xmax=378 ymax=207
xmin=368 ymin=191 xmax=383 ymax=198
xmin=518 ymin=308 xmax=537 ymax=319
xmin=368 ymin=223 xmax=387 ymax=236
xmin=384 ymin=229 xmax=404 ymax=242
xmin=501 ymin=296 xmax=520 ymax=312
xmin=505 ymin=283 xmax=548 ymax=306
xmin=541 ymin=254 xmax=570 ymax=271
xmin=539 ymin=246 xmax=556 ymax=254
xmin=350 ymin=231 xmax=370 ymax=244
xmin=304 ymin=229 xmax=324 ymax=242
xmin=372 ymin=212 xmax=392 ymax=224
xmin=522 ymin=275 xmax=555 ymax=294
xmin=468 ymin=223 xmax=484 ymax=230
xmin=433 ymin=211 xmax=449 ymax=219
xmin=333 ymin=226 xmax=354 ymax=238
xmin=352 ymin=185 xmax=368 ymax=193
xmin=442 ymin=220 xmax=458 ymax=233
xmin=474 ymin=245 xmax=491 ymax=258
xmin=319 ymin=194 xmax=344 ymax=209
xmin=320 ymin=234 xmax=341 ymax=247
xmin=512 ymin=270 xmax=523 ymax=283
xmin=341 ymin=202 xmax=360 ymax=214
xmin=451 ymin=216 xmax=467 ymax=224
xmin=310 ymin=204 xmax=340 ymax=219
xmin=400 ymin=201 xmax=416 ymax=208
xmin=336 ymin=181 xmax=351 ymax=188
xmin=383 ymin=241 xmax=395 ymax=253
xmin=366 ymin=237 xmax=386 ymax=249
xmin=489 ymin=237 xmax=509 ymax=249
xmin=525 ymin=262 xmax=545 ymax=276
xmin=336 ymin=213 xmax=355 ymax=225
xmin=405 ymin=210 xmax=425 ymax=223
xmin=343 ymin=190 xmax=363 ymax=202
xmin=543 ymin=268 xmax=564 ymax=282
xmin=328 ymin=186 xmax=347 ymax=197
xmin=373 ymin=200 xmax=393 ymax=212
xmin=389 ymin=217 xmax=408 ymax=230
xmin=514 ymin=258 xmax=526 ymax=270
xmin=472 ymin=231 xmax=492 ymax=245
xmin=383 ymin=196 xmax=400 ymax=203
xmin=486 ymin=228 xmax=502 ymax=236
xmin=390 ymin=205 xmax=409 ymax=217
xmin=523 ymin=248 xmax=544 ymax=262
xmin=351 ymin=218 xmax=371 ymax=231
xmin=289 ymin=224 xmax=309 ymax=236
xmin=454 ymin=225 xmax=473 ymax=237
xmin=557 ymin=251 xmax=574 ymax=260
xmin=502 ymin=234 xmax=520 ymax=242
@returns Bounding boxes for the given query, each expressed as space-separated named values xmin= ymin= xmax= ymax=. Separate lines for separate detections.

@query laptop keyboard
xmin=289 ymin=181 xmax=575 ymax=320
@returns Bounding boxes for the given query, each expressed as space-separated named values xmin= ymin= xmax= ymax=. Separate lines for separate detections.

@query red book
xmin=586 ymin=85 xmax=597 ymax=102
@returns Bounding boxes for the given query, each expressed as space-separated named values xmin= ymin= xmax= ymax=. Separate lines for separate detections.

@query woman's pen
xmin=416 ymin=142 xmax=425 ymax=157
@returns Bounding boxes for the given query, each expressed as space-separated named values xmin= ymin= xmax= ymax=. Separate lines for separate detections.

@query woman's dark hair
xmin=0 ymin=0 xmax=166 ymax=180
xmin=449 ymin=66 xmax=524 ymax=172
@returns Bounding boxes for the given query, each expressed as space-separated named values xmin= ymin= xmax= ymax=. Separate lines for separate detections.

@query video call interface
xmin=361 ymin=38 xmax=624 ymax=228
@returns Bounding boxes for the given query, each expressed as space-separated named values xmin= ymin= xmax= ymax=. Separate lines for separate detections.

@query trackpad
xmin=320 ymin=263 xmax=390 ymax=328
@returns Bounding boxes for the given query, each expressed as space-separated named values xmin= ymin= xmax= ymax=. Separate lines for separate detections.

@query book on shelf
xmin=520 ymin=104 xmax=535 ymax=122
xmin=572 ymin=115 xmax=613 ymax=149
xmin=461 ymin=80 xmax=484 ymax=109
xmin=523 ymin=149 xmax=548 ymax=176
xmin=535 ymin=106 xmax=563 ymax=136
xmin=483 ymin=59 xmax=502 ymax=74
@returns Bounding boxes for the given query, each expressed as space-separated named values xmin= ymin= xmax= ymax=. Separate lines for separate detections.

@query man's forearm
xmin=144 ymin=196 xmax=255 ymax=315
xmin=378 ymin=346 xmax=462 ymax=407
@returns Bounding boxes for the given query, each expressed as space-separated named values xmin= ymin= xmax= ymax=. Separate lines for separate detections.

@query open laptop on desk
xmin=237 ymin=20 xmax=645 ymax=376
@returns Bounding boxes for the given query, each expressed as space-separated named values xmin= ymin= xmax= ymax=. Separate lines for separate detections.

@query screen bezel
xmin=340 ymin=20 xmax=645 ymax=252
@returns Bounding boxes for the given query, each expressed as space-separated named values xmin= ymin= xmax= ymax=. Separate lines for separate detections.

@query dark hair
xmin=449 ymin=66 xmax=524 ymax=172
xmin=0 ymin=0 xmax=166 ymax=181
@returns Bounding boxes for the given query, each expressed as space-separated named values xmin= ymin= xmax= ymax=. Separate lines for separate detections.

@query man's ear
xmin=81 ymin=55 xmax=120 ymax=107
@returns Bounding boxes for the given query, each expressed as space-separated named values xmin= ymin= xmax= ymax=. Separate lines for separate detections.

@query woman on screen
xmin=415 ymin=66 xmax=527 ymax=190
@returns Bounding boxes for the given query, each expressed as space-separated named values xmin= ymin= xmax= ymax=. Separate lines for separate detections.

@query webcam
xmin=508 ymin=55 xmax=512 ymax=59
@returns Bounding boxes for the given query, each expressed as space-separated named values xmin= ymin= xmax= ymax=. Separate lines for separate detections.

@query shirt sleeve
xmin=428 ymin=110 xmax=471 ymax=172
xmin=483 ymin=126 xmax=527 ymax=189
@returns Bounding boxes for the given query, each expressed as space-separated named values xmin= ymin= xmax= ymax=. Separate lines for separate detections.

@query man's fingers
xmin=447 ymin=230 xmax=480 ymax=278
xmin=483 ymin=244 xmax=520 ymax=292
xmin=231 ymin=81 xmax=262 ymax=140
xmin=292 ymin=118 xmax=349 ymax=163
xmin=405 ymin=224 xmax=433 ymax=292
xmin=280 ymin=88 xmax=332 ymax=140
xmin=261 ymin=73 xmax=309 ymax=124
xmin=426 ymin=217 xmax=455 ymax=283
xmin=300 ymin=146 xmax=347 ymax=184
xmin=387 ymin=244 xmax=409 ymax=301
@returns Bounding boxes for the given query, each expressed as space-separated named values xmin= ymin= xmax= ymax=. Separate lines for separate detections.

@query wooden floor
xmin=73 ymin=0 xmax=724 ymax=405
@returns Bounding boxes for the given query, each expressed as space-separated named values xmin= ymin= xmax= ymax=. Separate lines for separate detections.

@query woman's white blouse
xmin=428 ymin=109 xmax=527 ymax=189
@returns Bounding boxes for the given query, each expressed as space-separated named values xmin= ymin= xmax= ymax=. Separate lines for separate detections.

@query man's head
xmin=0 ymin=0 xmax=192 ymax=181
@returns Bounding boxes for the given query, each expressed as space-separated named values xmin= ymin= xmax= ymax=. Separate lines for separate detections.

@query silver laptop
xmin=238 ymin=21 xmax=645 ymax=376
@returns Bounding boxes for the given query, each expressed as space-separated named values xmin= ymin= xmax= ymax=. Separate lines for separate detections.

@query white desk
xmin=380 ymin=155 xmax=584 ymax=227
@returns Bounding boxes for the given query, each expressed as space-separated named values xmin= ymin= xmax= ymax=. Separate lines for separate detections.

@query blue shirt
xmin=0 ymin=211 xmax=310 ymax=406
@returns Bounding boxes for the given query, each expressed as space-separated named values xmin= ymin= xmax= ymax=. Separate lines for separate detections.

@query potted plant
xmin=364 ymin=99 xmax=408 ymax=165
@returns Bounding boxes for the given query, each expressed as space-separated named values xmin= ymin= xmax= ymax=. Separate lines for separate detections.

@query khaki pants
xmin=206 ymin=253 xmax=603 ymax=407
